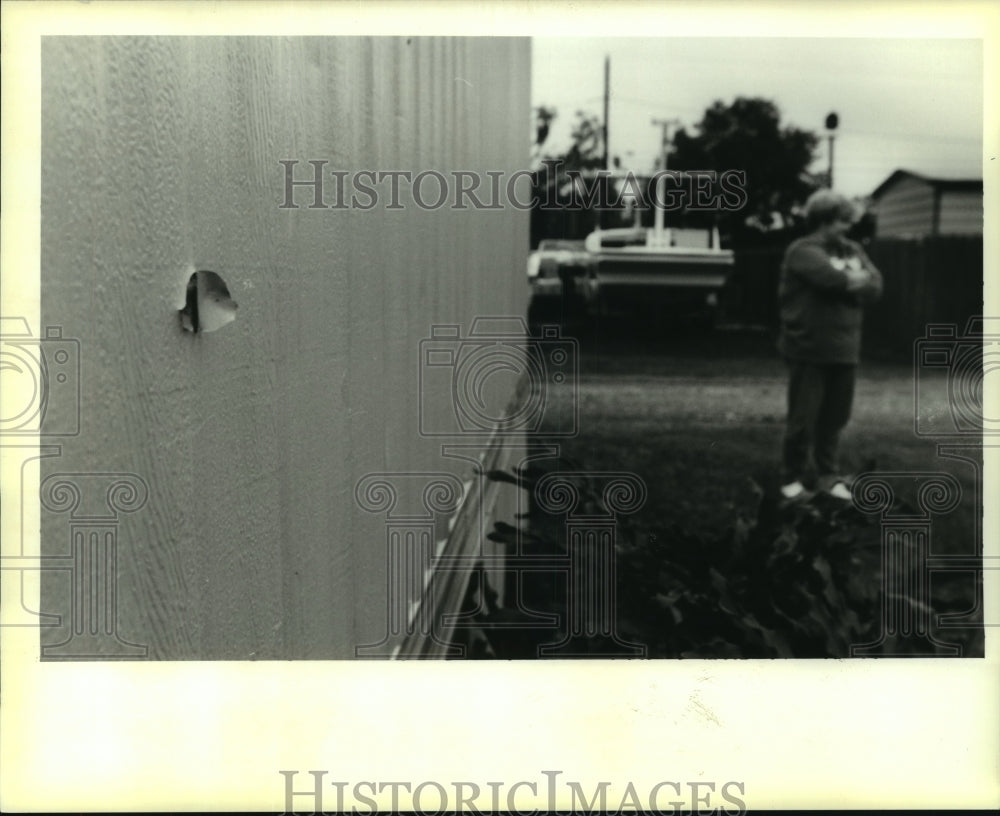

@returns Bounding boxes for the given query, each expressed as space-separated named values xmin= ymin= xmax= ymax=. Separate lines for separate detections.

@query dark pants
xmin=782 ymin=360 xmax=856 ymax=485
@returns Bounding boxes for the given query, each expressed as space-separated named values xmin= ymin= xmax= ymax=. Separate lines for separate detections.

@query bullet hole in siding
xmin=179 ymin=270 xmax=238 ymax=334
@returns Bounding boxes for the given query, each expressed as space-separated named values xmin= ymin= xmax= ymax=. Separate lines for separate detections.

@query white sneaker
xmin=780 ymin=480 xmax=807 ymax=500
xmin=827 ymin=481 xmax=852 ymax=501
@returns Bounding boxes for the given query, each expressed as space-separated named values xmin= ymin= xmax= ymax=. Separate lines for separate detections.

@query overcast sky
xmin=532 ymin=37 xmax=983 ymax=198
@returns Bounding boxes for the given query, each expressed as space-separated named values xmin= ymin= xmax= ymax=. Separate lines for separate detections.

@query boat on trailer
xmin=528 ymin=173 xmax=735 ymax=324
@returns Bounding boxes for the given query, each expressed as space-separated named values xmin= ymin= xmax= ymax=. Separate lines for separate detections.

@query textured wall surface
xmin=872 ymin=176 xmax=934 ymax=237
xmin=40 ymin=36 xmax=531 ymax=659
xmin=938 ymin=190 xmax=984 ymax=235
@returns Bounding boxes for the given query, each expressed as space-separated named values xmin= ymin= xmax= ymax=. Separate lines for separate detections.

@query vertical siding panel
xmin=938 ymin=190 xmax=984 ymax=235
xmin=874 ymin=177 xmax=934 ymax=238
xmin=40 ymin=36 xmax=531 ymax=659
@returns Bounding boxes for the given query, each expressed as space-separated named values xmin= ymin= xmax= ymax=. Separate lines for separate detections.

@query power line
xmin=837 ymin=129 xmax=981 ymax=145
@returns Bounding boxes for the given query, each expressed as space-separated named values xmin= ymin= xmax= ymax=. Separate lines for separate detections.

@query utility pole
xmin=651 ymin=117 xmax=681 ymax=172
xmin=596 ymin=55 xmax=610 ymax=232
xmin=650 ymin=117 xmax=681 ymax=240
xmin=603 ymin=55 xmax=610 ymax=171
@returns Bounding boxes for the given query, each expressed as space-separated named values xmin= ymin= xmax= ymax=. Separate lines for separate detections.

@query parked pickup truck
xmin=527 ymin=224 xmax=734 ymax=326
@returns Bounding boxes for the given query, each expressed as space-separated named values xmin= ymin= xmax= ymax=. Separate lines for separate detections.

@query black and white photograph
xmin=2 ymin=1 xmax=997 ymax=812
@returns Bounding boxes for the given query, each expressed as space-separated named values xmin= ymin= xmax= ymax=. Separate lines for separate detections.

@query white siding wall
xmin=39 ymin=37 xmax=531 ymax=659
xmin=872 ymin=176 xmax=934 ymax=237
xmin=938 ymin=189 xmax=983 ymax=235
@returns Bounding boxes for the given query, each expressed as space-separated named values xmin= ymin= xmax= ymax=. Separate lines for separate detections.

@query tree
xmin=533 ymin=108 xmax=606 ymax=172
xmin=532 ymin=108 xmax=613 ymax=207
xmin=562 ymin=111 xmax=605 ymax=171
xmin=533 ymin=105 xmax=556 ymax=155
xmin=669 ymin=97 xmax=820 ymax=238
xmin=530 ymin=108 xmax=615 ymax=245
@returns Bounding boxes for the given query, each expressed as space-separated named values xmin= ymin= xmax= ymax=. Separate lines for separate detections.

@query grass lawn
xmin=538 ymin=324 xmax=977 ymax=544
xmin=502 ymin=323 xmax=984 ymax=658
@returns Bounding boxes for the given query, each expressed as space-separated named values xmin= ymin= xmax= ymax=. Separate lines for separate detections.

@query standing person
xmin=778 ymin=190 xmax=883 ymax=500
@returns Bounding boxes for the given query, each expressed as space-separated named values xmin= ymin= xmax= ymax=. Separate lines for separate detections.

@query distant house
xmin=869 ymin=169 xmax=982 ymax=238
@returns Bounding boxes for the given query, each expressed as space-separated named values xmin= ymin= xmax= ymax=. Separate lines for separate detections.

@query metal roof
xmin=871 ymin=169 xmax=982 ymax=199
